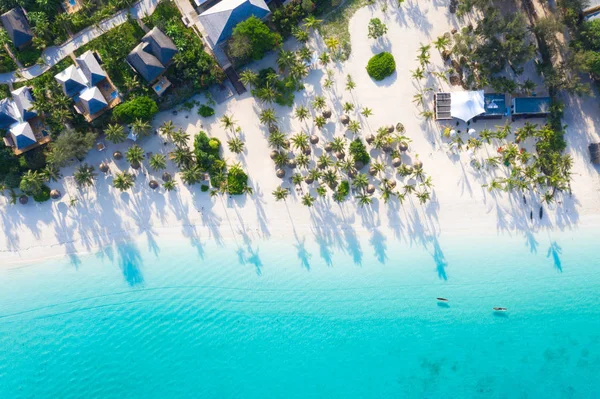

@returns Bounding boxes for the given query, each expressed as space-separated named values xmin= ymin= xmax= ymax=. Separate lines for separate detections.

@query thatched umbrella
xmin=392 ymin=157 xmax=402 ymax=167
xmin=354 ymin=160 xmax=365 ymax=170
xmin=269 ymin=125 xmax=278 ymax=134
xmin=303 ymin=147 xmax=312 ymax=156
xmin=386 ymin=124 xmax=395 ymax=133
xmin=366 ymin=184 xmax=376 ymax=194
xmin=399 ymin=142 xmax=409 ymax=152
xmin=50 ymin=189 xmax=61 ymax=200
xmin=276 ymin=169 xmax=286 ymax=178
xmin=305 ymin=175 xmax=314 ymax=184
xmin=283 ymin=139 xmax=290 ymax=149
xmin=131 ymin=161 xmax=141 ymax=170
xmin=382 ymin=144 xmax=393 ymax=153
xmin=322 ymin=108 xmax=332 ymax=119
xmin=404 ymin=165 xmax=414 ymax=175
xmin=366 ymin=134 xmax=375 ymax=145
xmin=287 ymin=158 xmax=297 ymax=168
xmin=369 ymin=166 xmax=377 ymax=176
xmin=149 ymin=180 xmax=159 ymax=190
xmin=310 ymin=135 xmax=319 ymax=145
xmin=113 ymin=151 xmax=123 ymax=160
xmin=270 ymin=150 xmax=279 ymax=160
xmin=414 ymin=160 xmax=423 ymax=169
xmin=335 ymin=151 xmax=345 ymax=159
xmin=324 ymin=142 xmax=333 ymax=152
xmin=99 ymin=162 xmax=109 ymax=173
xmin=348 ymin=169 xmax=357 ymax=178
xmin=340 ymin=115 xmax=350 ymax=125
xmin=388 ymin=180 xmax=397 ymax=189
xmin=396 ymin=123 xmax=405 ymax=133
xmin=19 ymin=195 xmax=28 ymax=205
xmin=162 ymin=172 xmax=172 ymax=182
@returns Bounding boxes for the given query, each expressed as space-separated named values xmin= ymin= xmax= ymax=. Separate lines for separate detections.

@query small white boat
xmin=436 ymin=297 xmax=449 ymax=302
xmin=493 ymin=307 xmax=507 ymax=312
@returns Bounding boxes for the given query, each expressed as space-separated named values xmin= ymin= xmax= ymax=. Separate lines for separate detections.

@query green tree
xmin=126 ymin=145 xmax=145 ymax=168
xmin=104 ymin=123 xmax=126 ymax=143
xmin=46 ymin=128 xmax=96 ymax=167
xmin=149 ymin=154 xmax=167 ymax=171
xmin=229 ymin=16 xmax=282 ymax=61
xmin=19 ymin=170 xmax=44 ymax=195
xmin=113 ymin=172 xmax=135 ymax=191
xmin=272 ymin=186 xmax=289 ymax=201
xmin=113 ymin=96 xmax=158 ymax=123
xmin=74 ymin=164 xmax=97 ymax=188
xmin=367 ymin=18 xmax=388 ymax=39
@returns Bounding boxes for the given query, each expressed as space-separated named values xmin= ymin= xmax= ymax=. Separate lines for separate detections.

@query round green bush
xmin=366 ymin=52 xmax=396 ymax=81
xmin=33 ymin=185 xmax=51 ymax=203
xmin=198 ymin=104 xmax=215 ymax=118
xmin=208 ymin=138 xmax=221 ymax=151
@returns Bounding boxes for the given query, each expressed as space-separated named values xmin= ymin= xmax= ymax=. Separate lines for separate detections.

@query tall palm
xmin=361 ymin=107 xmax=373 ymax=119
xmin=321 ymin=168 xmax=339 ymax=188
xmin=324 ymin=37 xmax=339 ymax=53
xmin=163 ymin=180 xmax=177 ymax=191
xmin=277 ymin=49 xmax=296 ymax=72
xmin=259 ymin=108 xmax=278 ymax=127
xmin=319 ymin=52 xmax=330 ymax=66
xmin=126 ymin=145 xmax=145 ymax=168
xmin=131 ymin=119 xmax=151 ymax=137
xmin=433 ymin=35 xmax=450 ymax=52
xmin=105 ymin=123 xmax=126 ymax=143
xmin=352 ymin=173 xmax=369 ymax=191
xmin=295 ymin=105 xmax=310 ymax=122
xmin=304 ymin=15 xmax=322 ymax=31
xmin=297 ymin=47 xmax=312 ymax=63
xmin=343 ymin=102 xmax=355 ymax=113
xmin=356 ymin=193 xmax=373 ymax=207
xmin=239 ymin=70 xmax=259 ymax=88
xmin=228 ymin=137 xmax=245 ymax=153
xmin=160 ymin=120 xmax=176 ymax=141
xmin=149 ymin=154 xmax=167 ymax=171
xmin=345 ymin=74 xmax=356 ymax=92
xmin=170 ymin=147 xmax=193 ymax=168
xmin=181 ymin=166 xmax=202 ymax=185
xmin=19 ymin=170 xmax=44 ymax=195
xmin=291 ymin=132 xmax=310 ymax=152
xmin=171 ymin=129 xmax=190 ymax=148
xmin=317 ymin=154 xmax=333 ymax=169
xmin=41 ymin=164 xmax=62 ymax=182
xmin=220 ymin=114 xmax=237 ymax=133
xmin=302 ymin=193 xmax=316 ymax=207
xmin=272 ymin=186 xmax=289 ymax=201
xmin=268 ymin=131 xmax=287 ymax=149
xmin=330 ymin=137 xmax=346 ymax=153
xmin=311 ymin=95 xmax=326 ymax=111
xmin=113 ymin=172 xmax=135 ymax=191
xmin=314 ymin=116 xmax=326 ymax=129
xmin=296 ymin=153 xmax=310 ymax=169
xmin=74 ymin=163 xmax=97 ymax=188
xmin=347 ymin=120 xmax=361 ymax=135
xmin=307 ymin=169 xmax=322 ymax=183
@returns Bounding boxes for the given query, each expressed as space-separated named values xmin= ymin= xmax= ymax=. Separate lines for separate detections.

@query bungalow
xmin=54 ymin=50 xmax=121 ymax=122
xmin=197 ymin=0 xmax=270 ymax=49
xmin=126 ymin=27 xmax=178 ymax=96
xmin=0 ymin=7 xmax=33 ymax=50
xmin=1 ymin=87 xmax=51 ymax=155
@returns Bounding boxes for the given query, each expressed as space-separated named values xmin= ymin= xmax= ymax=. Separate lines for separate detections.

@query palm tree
xmin=290 ymin=62 xmax=309 ymax=81
xmin=319 ymin=52 xmax=330 ymax=66
xmin=302 ymin=193 xmax=316 ymax=207
xmin=411 ymin=67 xmax=425 ymax=80
xmin=307 ymin=169 xmax=322 ymax=183
xmin=317 ymin=154 xmax=333 ymax=169
xmin=292 ymin=173 xmax=304 ymax=186
xmin=314 ymin=116 xmax=327 ymax=129
xmin=105 ymin=123 xmax=126 ymax=143
xmin=160 ymin=120 xmax=176 ymax=141
xmin=259 ymin=108 xmax=278 ymax=127
xmin=228 ymin=137 xmax=245 ymax=153
xmin=220 ymin=114 xmax=237 ymax=133
xmin=295 ymin=105 xmax=310 ymax=122
xmin=361 ymin=107 xmax=373 ymax=119
xmin=416 ymin=190 xmax=431 ymax=204
xmin=172 ymin=129 xmax=190 ymax=148
xmin=291 ymin=132 xmax=310 ymax=152
xmin=352 ymin=173 xmax=369 ymax=191
xmin=297 ymin=47 xmax=313 ymax=63
xmin=343 ymin=102 xmax=355 ymax=113
xmin=149 ymin=154 xmax=167 ymax=171
xmin=163 ymin=180 xmax=177 ymax=191
xmin=356 ymin=193 xmax=373 ymax=207
xmin=345 ymin=74 xmax=356 ymax=92
xmin=292 ymin=26 xmax=309 ymax=43
xmin=296 ymin=153 xmax=310 ymax=169
xmin=272 ymin=186 xmax=289 ymax=201
xmin=239 ymin=70 xmax=259 ymax=88
xmin=273 ymin=152 xmax=288 ymax=168
xmin=19 ymin=170 xmax=44 ymax=195
xmin=41 ymin=164 xmax=61 ymax=182
xmin=316 ymin=185 xmax=327 ymax=197
xmin=277 ymin=49 xmax=296 ymax=72
xmin=304 ymin=15 xmax=322 ymax=31
xmin=379 ymin=184 xmax=393 ymax=204
xmin=181 ymin=166 xmax=202 ymax=185
xmin=113 ymin=172 xmax=135 ymax=191
xmin=330 ymin=137 xmax=346 ymax=153
xmin=170 ymin=147 xmax=194 ymax=169
xmin=311 ymin=95 xmax=326 ymax=111
xmin=131 ymin=118 xmax=151 ymax=137
xmin=268 ymin=131 xmax=287 ymax=149
xmin=347 ymin=120 xmax=361 ymax=135
xmin=515 ymin=122 xmax=537 ymax=143
xmin=74 ymin=163 xmax=97 ymax=187
xmin=324 ymin=37 xmax=339 ymax=54
xmin=126 ymin=145 xmax=145 ymax=168
xmin=433 ymin=35 xmax=450 ymax=52
xmin=371 ymin=161 xmax=385 ymax=177
xmin=412 ymin=93 xmax=424 ymax=107
xmin=321 ymin=168 xmax=339 ymax=188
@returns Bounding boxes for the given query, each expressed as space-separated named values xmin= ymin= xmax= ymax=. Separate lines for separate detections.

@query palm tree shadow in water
xmin=431 ymin=238 xmax=448 ymax=280
xmin=546 ymin=241 xmax=562 ymax=272
xmin=117 ymin=242 xmax=144 ymax=286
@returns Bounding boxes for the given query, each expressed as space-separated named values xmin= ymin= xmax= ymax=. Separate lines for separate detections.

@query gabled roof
xmin=142 ymin=27 xmax=177 ymax=65
xmin=10 ymin=121 xmax=36 ymax=149
xmin=11 ymin=86 xmax=36 ymax=121
xmin=55 ymin=65 xmax=88 ymax=97
xmin=76 ymin=50 xmax=107 ymax=86
xmin=198 ymin=0 xmax=270 ymax=46
xmin=127 ymin=42 xmax=166 ymax=82
xmin=1 ymin=8 xmax=33 ymax=48
xmin=79 ymin=86 xmax=107 ymax=115
xmin=0 ymin=98 xmax=18 ymax=129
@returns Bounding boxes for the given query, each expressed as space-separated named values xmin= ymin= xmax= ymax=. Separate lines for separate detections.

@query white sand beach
xmin=1 ymin=1 xmax=600 ymax=267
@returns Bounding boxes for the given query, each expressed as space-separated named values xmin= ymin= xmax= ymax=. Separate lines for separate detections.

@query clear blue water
xmin=0 ymin=229 xmax=599 ymax=398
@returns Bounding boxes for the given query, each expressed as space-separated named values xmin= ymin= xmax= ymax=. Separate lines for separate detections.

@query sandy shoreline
xmin=1 ymin=1 xmax=600 ymax=268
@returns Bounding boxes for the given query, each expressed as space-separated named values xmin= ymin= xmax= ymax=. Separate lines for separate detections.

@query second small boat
xmin=493 ymin=307 xmax=507 ymax=312
xmin=437 ymin=297 xmax=449 ymax=302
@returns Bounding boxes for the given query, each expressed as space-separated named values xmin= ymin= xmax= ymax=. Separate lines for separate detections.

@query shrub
xmin=113 ymin=96 xmax=158 ymax=123
xmin=368 ymin=18 xmax=388 ymax=39
xmin=335 ymin=180 xmax=350 ymax=201
xmin=228 ymin=16 xmax=282 ymax=62
xmin=227 ymin=167 xmax=249 ymax=195
xmin=33 ymin=184 xmax=51 ymax=203
xmin=198 ymin=104 xmax=215 ymax=117
xmin=349 ymin=139 xmax=370 ymax=165
xmin=272 ymin=0 xmax=309 ymax=37
xmin=194 ymin=132 xmax=222 ymax=172
xmin=208 ymin=139 xmax=220 ymax=151
xmin=201 ymin=184 xmax=209 ymax=192
xmin=366 ymin=52 xmax=396 ymax=81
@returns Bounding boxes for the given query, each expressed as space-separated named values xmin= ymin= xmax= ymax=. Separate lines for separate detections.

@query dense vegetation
xmin=113 ymin=96 xmax=158 ymax=123
xmin=366 ymin=52 xmax=396 ymax=80
xmin=227 ymin=16 xmax=282 ymax=63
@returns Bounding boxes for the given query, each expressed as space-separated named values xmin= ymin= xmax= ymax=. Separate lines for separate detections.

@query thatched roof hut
xmin=287 ymin=158 xmax=296 ymax=168
xmin=50 ymin=189 xmax=61 ymax=200
xmin=303 ymin=147 xmax=311 ymax=156
xmin=99 ymin=162 xmax=109 ymax=173
xmin=269 ymin=125 xmax=278 ymax=134
xmin=131 ymin=161 xmax=141 ymax=170
xmin=392 ymin=157 xmax=402 ymax=167
xmin=305 ymin=175 xmax=314 ymax=184
xmin=322 ymin=108 xmax=332 ymax=119
xmin=366 ymin=184 xmax=376 ymax=194
xmin=399 ymin=142 xmax=409 ymax=152
xmin=19 ymin=195 xmax=28 ymax=204
xmin=340 ymin=115 xmax=350 ymax=125
xmin=369 ymin=166 xmax=377 ymax=176
xmin=149 ymin=180 xmax=159 ymax=189
xmin=276 ymin=169 xmax=286 ymax=178
xmin=335 ymin=151 xmax=345 ymax=159
xmin=270 ymin=150 xmax=279 ymax=160
xmin=310 ymin=135 xmax=319 ymax=145
xmin=113 ymin=151 xmax=123 ymax=160
xmin=324 ymin=142 xmax=333 ymax=152
xmin=162 ymin=172 xmax=172 ymax=182
xmin=354 ymin=160 xmax=365 ymax=170
xmin=388 ymin=180 xmax=397 ymax=189
xmin=386 ymin=124 xmax=395 ymax=133
xmin=396 ymin=123 xmax=405 ymax=133
xmin=413 ymin=160 xmax=423 ymax=169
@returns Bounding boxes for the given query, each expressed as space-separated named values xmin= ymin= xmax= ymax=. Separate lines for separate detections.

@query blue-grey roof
xmin=10 ymin=122 xmax=36 ymax=149
xmin=127 ymin=28 xmax=177 ymax=82
xmin=11 ymin=86 xmax=37 ymax=121
xmin=0 ymin=98 xmax=18 ymax=129
xmin=198 ymin=0 xmax=270 ymax=47
xmin=55 ymin=65 xmax=88 ymax=97
xmin=142 ymin=27 xmax=177 ymax=65
xmin=76 ymin=50 xmax=107 ymax=86
xmin=79 ymin=86 xmax=107 ymax=115
xmin=0 ymin=8 xmax=33 ymax=48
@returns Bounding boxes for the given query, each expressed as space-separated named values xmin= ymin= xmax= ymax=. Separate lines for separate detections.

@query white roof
xmin=55 ymin=64 xmax=87 ymax=86
xmin=79 ymin=86 xmax=106 ymax=104
xmin=450 ymin=90 xmax=485 ymax=122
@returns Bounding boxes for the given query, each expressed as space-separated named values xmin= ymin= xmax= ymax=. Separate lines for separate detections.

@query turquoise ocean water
xmin=0 ymin=228 xmax=599 ymax=398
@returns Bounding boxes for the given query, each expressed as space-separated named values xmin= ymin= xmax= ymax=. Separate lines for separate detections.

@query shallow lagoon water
xmin=0 ymin=229 xmax=599 ymax=398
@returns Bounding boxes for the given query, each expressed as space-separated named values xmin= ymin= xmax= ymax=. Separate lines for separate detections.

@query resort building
xmin=197 ymin=0 xmax=271 ymax=49
xmin=434 ymin=90 xmax=486 ymax=122
xmin=126 ymin=27 xmax=178 ymax=96
xmin=54 ymin=50 xmax=121 ymax=122
xmin=1 ymin=87 xmax=51 ymax=155
xmin=0 ymin=7 xmax=33 ymax=50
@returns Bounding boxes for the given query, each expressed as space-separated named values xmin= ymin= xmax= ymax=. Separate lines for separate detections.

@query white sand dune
xmin=1 ymin=1 xmax=599 ymax=267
